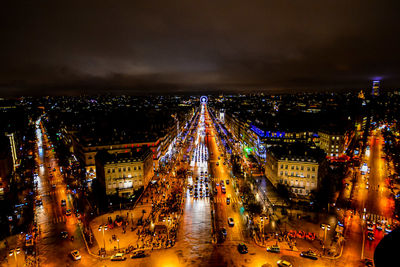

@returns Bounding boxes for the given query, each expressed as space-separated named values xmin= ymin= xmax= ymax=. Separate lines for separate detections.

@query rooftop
xmin=268 ymin=143 xmax=326 ymax=163
xmin=95 ymin=148 xmax=152 ymax=165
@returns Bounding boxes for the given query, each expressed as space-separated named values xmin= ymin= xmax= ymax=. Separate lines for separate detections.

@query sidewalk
xmin=88 ymin=175 xmax=184 ymax=256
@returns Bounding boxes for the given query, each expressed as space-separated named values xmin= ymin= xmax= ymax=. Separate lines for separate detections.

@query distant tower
xmin=371 ymin=80 xmax=380 ymax=97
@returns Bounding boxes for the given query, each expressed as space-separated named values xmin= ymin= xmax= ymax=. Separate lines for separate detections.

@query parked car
xmin=131 ymin=250 xmax=146 ymax=259
xmin=266 ymin=245 xmax=280 ymax=253
xmin=300 ymin=249 xmax=318 ymax=260
xmin=70 ymin=250 xmax=81 ymax=260
xmin=228 ymin=217 xmax=234 ymax=227
xmin=110 ymin=253 xmax=126 ymax=261
xmin=237 ymin=243 xmax=248 ymax=254
xmin=277 ymin=260 xmax=293 ymax=267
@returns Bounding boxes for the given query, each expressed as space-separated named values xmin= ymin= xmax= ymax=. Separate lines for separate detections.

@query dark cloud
xmin=1 ymin=0 xmax=400 ymax=95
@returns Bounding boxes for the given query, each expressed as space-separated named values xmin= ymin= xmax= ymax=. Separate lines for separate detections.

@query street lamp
xmin=98 ymin=224 xmax=107 ymax=252
xmin=9 ymin=247 xmax=20 ymax=267
xmin=320 ymin=223 xmax=331 ymax=253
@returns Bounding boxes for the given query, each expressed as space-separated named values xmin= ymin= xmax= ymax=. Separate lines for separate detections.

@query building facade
xmin=318 ymin=130 xmax=346 ymax=158
xmin=95 ymin=148 xmax=153 ymax=198
xmin=265 ymin=144 xmax=326 ymax=197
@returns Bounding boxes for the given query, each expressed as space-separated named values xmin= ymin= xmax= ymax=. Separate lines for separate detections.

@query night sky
xmin=1 ymin=0 xmax=400 ymax=95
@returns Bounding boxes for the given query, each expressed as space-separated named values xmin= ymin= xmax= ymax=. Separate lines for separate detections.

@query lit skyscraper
xmin=371 ymin=80 xmax=380 ymax=97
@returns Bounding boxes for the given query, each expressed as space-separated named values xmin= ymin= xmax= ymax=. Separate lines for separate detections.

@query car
xmin=237 ymin=243 xmax=248 ymax=254
xmin=221 ymin=228 xmax=227 ymax=237
xmin=216 ymin=162 xmax=219 ymax=166
xmin=35 ymin=197 xmax=43 ymax=206
xmin=216 ymin=182 xmax=219 ymax=186
xmin=228 ymin=217 xmax=234 ymax=227
xmin=221 ymin=187 xmax=226 ymax=194
xmin=65 ymin=209 xmax=72 ymax=216
xmin=110 ymin=253 xmax=127 ymax=261
xmin=367 ymin=231 xmax=374 ymax=241
xmin=367 ymin=222 xmax=374 ymax=231
xmin=131 ymin=250 xmax=146 ymax=258
xmin=226 ymin=197 xmax=230 ymax=205
xmin=61 ymin=231 xmax=68 ymax=239
xmin=220 ymin=180 xmax=224 ymax=186
xmin=277 ymin=260 xmax=293 ymax=267
xmin=70 ymin=250 xmax=81 ymax=260
xmin=61 ymin=199 xmax=66 ymax=206
xmin=266 ymin=245 xmax=280 ymax=253
xmin=300 ymin=249 xmax=318 ymax=260
xmin=376 ymin=222 xmax=383 ymax=230
xmin=385 ymin=224 xmax=392 ymax=233
xmin=226 ymin=179 xmax=229 ymax=184
xmin=364 ymin=258 xmax=374 ymax=267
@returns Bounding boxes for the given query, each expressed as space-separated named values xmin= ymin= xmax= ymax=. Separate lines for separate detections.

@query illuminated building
xmin=70 ymin=133 xmax=163 ymax=179
xmin=5 ymin=133 xmax=18 ymax=171
xmin=264 ymin=143 xmax=326 ymax=197
xmin=318 ymin=130 xmax=346 ymax=158
xmin=95 ymin=148 xmax=153 ymax=198
xmin=372 ymin=80 xmax=380 ymax=97
xmin=0 ymin=136 xmax=13 ymax=198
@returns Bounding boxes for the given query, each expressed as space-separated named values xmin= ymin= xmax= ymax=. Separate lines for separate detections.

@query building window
xmin=134 ymin=166 xmax=137 ymax=171
xmin=107 ymin=169 xmax=111 ymax=173
xmin=312 ymin=167 xmax=315 ymax=171
xmin=128 ymin=167 xmax=131 ymax=171
xmin=112 ymin=169 xmax=115 ymax=173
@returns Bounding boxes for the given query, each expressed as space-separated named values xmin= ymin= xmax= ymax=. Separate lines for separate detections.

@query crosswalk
xmin=52 ymin=216 xmax=67 ymax=224
xmin=38 ymin=215 xmax=68 ymax=224
xmin=210 ymin=177 xmax=230 ymax=183
xmin=366 ymin=213 xmax=393 ymax=224
xmin=214 ymin=196 xmax=242 ymax=204
xmin=39 ymin=188 xmax=66 ymax=197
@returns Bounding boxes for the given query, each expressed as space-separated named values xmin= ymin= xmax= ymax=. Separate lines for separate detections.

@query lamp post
xmin=320 ymin=223 xmax=331 ymax=253
xmin=9 ymin=248 xmax=20 ymax=267
xmin=99 ymin=224 xmax=107 ymax=252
